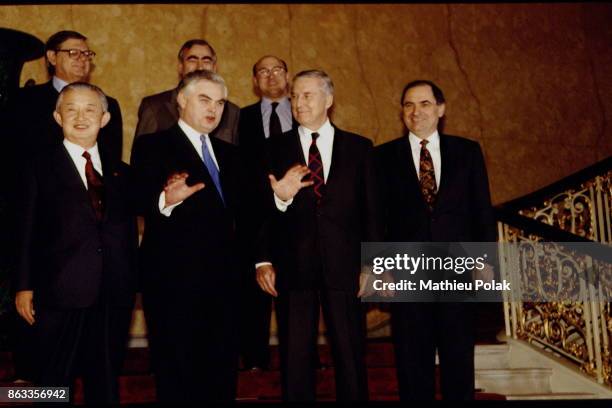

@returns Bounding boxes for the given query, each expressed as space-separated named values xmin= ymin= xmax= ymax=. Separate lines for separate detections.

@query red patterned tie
xmin=419 ymin=139 xmax=437 ymax=212
xmin=308 ymin=132 xmax=325 ymax=202
xmin=82 ymin=151 xmax=105 ymax=221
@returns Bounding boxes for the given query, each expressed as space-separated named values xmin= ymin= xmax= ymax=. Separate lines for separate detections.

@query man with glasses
xmin=237 ymin=55 xmax=297 ymax=372
xmin=8 ymin=30 xmax=123 ymax=161
xmin=133 ymin=39 xmax=240 ymax=146
xmin=5 ymin=30 xmax=123 ymax=384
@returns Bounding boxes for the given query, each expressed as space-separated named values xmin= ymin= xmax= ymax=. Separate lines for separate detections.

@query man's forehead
xmin=61 ymin=89 xmax=100 ymax=103
xmin=292 ymin=77 xmax=323 ymax=90
xmin=257 ymin=57 xmax=282 ymax=68
xmin=59 ymin=38 xmax=88 ymax=49
xmin=184 ymin=44 xmax=213 ymax=58
xmin=403 ymin=85 xmax=435 ymax=101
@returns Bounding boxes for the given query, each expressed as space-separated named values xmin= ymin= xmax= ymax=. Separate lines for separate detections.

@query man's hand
xmin=164 ymin=172 xmax=205 ymax=206
xmin=256 ymin=264 xmax=278 ymax=297
xmin=269 ymin=164 xmax=314 ymax=201
xmin=15 ymin=290 xmax=35 ymax=325
xmin=357 ymin=266 xmax=395 ymax=298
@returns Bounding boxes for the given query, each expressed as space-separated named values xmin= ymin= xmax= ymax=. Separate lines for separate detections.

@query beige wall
xmin=2 ymin=3 xmax=611 ymax=204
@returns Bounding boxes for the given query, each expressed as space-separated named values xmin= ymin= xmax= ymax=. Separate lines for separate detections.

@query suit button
xmin=97 ymin=248 xmax=103 ymax=254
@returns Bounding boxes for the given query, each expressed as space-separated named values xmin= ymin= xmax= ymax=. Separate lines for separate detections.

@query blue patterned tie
xmin=200 ymin=134 xmax=225 ymax=205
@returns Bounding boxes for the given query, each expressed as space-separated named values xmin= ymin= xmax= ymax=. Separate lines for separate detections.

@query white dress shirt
xmin=52 ymin=76 xmax=69 ymax=93
xmin=63 ymin=139 xmax=103 ymax=188
xmin=159 ymin=119 xmax=220 ymax=216
xmin=408 ymin=130 xmax=441 ymax=189
xmin=274 ymin=118 xmax=334 ymax=212
xmin=261 ymin=97 xmax=293 ymax=139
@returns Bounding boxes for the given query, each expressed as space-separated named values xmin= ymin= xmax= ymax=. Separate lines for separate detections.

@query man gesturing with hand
xmin=254 ymin=70 xmax=382 ymax=402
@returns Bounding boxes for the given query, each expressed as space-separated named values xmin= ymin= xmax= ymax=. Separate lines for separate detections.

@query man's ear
xmin=325 ymin=94 xmax=334 ymax=110
xmin=100 ymin=111 xmax=111 ymax=128
xmin=53 ymin=110 xmax=62 ymax=127
xmin=177 ymin=91 xmax=186 ymax=110
xmin=46 ymin=50 xmax=57 ymax=67
xmin=437 ymin=103 xmax=446 ymax=118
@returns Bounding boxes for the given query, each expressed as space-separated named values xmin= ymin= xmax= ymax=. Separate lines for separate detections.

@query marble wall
xmin=2 ymin=3 xmax=611 ymax=204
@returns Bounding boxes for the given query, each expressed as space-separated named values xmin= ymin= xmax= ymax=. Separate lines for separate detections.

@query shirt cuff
xmin=159 ymin=191 xmax=183 ymax=217
xmin=255 ymin=262 xmax=273 ymax=269
xmin=274 ymin=193 xmax=293 ymax=212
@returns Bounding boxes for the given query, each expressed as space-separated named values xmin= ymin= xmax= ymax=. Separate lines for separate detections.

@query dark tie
xmin=419 ymin=139 xmax=437 ymax=212
xmin=269 ymin=102 xmax=282 ymax=138
xmin=200 ymin=134 xmax=225 ymax=205
xmin=82 ymin=151 xmax=105 ymax=221
xmin=308 ymin=132 xmax=325 ymax=202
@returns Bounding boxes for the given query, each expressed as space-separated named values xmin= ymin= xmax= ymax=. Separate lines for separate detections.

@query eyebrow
xmin=198 ymin=93 xmax=226 ymax=103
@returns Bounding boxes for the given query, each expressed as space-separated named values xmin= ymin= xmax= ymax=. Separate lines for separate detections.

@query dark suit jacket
xmin=131 ymin=124 xmax=244 ymax=294
xmin=14 ymin=143 xmax=138 ymax=309
xmin=8 ymin=80 xmax=123 ymax=162
xmin=237 ymin=101 xmax=298 ymax=264
xmin=133 ymin=88 xmax=240 ymax=147
xmin=375 ymin=134 xmax=496 ymax=243
xmin=256 ymin=126 xmax=382 ymax=292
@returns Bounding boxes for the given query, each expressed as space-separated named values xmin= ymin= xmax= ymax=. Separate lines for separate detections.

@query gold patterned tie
xmin=419 ymin=139 xmax=437 ymax=212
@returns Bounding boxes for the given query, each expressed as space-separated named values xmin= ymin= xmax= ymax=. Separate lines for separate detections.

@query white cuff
xmin=274 ymin=193 xmax=293 ymax=212
xmin=255 ymin=261 xmax=273 ymax=269
xmin=159 ymin=191 xmax=183 ymax=217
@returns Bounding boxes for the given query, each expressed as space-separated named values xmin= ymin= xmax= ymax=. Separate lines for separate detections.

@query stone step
xmin=505 ymin=392 xmax=598 ymax=400
xmin=475 ymin=368 xmax=553 ymax=395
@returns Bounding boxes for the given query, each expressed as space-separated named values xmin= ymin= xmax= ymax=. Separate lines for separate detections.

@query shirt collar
xmin=262 ymin=96 xmax=290 ymax=109
xmin=52 ymin=76 xmax=70 ymax=93
xmin=178 ymin=118 xmax=208 ymax=143
xmin=63 ymin=138 xmax=99 ymax=157
xmin=299 ymin=118 xmax=332 ymax=138
xmin=409 ymin=130 xmax=440 ymax=149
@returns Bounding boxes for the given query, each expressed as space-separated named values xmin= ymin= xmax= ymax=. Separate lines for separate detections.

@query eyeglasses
xmin=55 ymin=49 xmax=96 ymax=60
xmin=256 ymin=66 xmax=286 ymax=78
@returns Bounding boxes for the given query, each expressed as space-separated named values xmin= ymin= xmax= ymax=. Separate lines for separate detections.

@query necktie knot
xmin=420 ymin=139 xmax=429 ymax=148
xmin=311 ymin=132 xmax=320 ymax=143
xmin=82 ymin=151 xmax=91 ymax=160
xmin=271 ymin=101 xmax=279 ymax=111
xmin=200 ymin=134 xmax=207 ymax=144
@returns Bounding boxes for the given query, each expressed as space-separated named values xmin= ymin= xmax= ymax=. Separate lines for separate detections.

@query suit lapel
xmin=324 ymin=125 xmax=345 ymax=194
xmin=53 ymin=144 xmax=98 ymax=221
xmin=434 ymin=133 xmax=455 ymax=210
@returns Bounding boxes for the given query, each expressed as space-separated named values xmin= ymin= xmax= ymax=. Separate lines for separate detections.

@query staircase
xmin=2 ymin=336 xmax=610 ymax=404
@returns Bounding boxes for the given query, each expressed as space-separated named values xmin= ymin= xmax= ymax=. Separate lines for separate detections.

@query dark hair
xmin=178 ymin=39 xmax=216 ymax=62
xmin=252 ymin=55 xmax=288 ymax=76
xmin=45 ymin=30 xmax=87 ymax=75
xmin=400 ymin=80 xmax=445 ymax=105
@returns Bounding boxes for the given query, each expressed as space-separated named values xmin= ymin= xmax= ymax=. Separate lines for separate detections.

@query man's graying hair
xmin=55 ymin=82 xmax=108 ymax=112
xmin=177 ymin=69 xmax=228 ymax=98
xmin=293 ymin=70 xmax=334 ymax=96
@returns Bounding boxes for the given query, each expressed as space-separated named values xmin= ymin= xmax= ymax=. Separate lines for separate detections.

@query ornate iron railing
xmin=498 ymin=157 xmax=612 ymax=386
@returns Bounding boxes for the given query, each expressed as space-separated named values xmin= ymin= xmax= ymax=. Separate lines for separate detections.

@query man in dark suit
xmin=237 ymin=55 xmax=296 ymax=371
xmin=376 ymin=80 xmax=496 ymax=400
xmin=255 ymin=70 xmax=382 ymax=402
xmin=5 ymin=29 xmax=124 ymax=384
xmin=133 ymin=39 xmax=240 ymax=146
xmin=13 ymin=83 xmax=138 ymax=404
xmin=131 ymin=70 xmax=243 ymax=403
xmin=8 ymin=30 xmax=123 ymax=161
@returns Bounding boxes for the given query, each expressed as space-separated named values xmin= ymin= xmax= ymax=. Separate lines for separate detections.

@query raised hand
xmin=269 ymin=164 xmax=314 ymax=201
xmin=164 ymin=172 xmax=205 ymax=206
